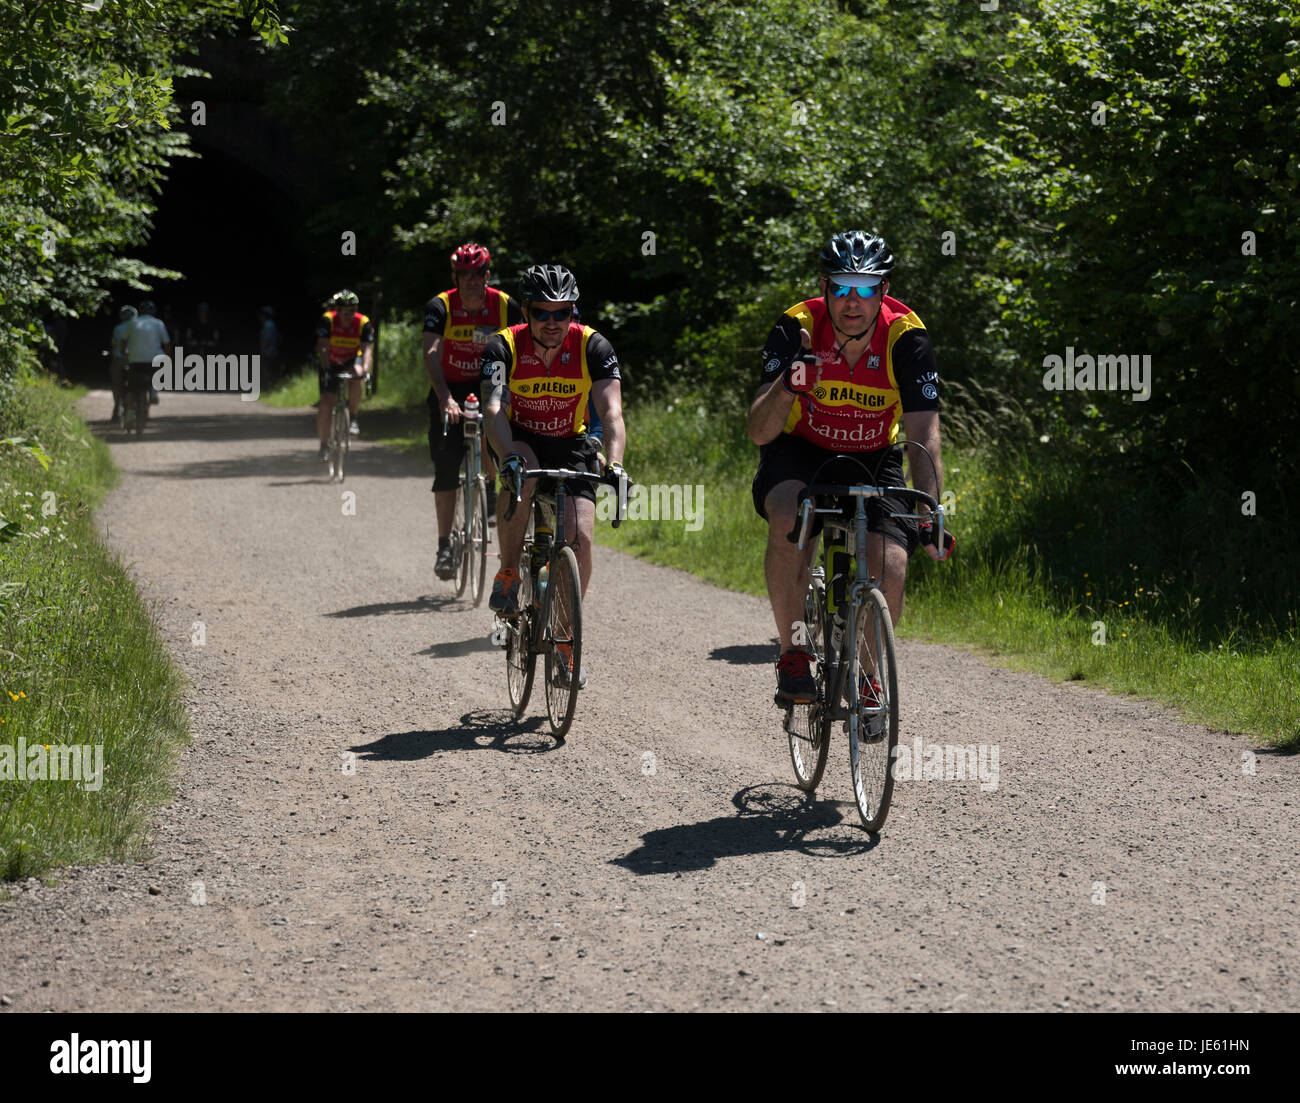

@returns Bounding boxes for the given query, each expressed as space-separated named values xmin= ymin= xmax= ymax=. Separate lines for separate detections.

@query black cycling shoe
xmin=774 ymin=650 xmax=816 ymax=706
xmin=434 ymin=544 xmax=456 ymax=580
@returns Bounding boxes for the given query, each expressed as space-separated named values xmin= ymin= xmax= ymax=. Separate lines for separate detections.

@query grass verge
xmin=598 ymin=397 xmax=1298 ymax=750
xmin=0 ymin=375 xmax=189 ymax=882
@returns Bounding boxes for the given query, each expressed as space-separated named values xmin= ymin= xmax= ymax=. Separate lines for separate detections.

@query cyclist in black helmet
xmin=748 ymin=229 xmax=950 ymax=706
xmin=479 ymin=264 xmax=629 ymax=686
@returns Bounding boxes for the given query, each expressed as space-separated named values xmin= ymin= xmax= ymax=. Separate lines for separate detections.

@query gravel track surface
xmin=1 ymin=392 xmax=1296 ymax=1012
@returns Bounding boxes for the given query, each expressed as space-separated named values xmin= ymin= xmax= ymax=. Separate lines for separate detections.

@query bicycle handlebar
xmin=785 ymin=483 xmax=945 ymax=555
xmin=503 ymin=467 xmax=629 ymax=529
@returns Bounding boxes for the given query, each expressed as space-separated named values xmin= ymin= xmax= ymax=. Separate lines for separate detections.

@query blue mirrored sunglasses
xmin=529 ymin=306 xmax=574 ymax=322
xmin=829 ymin=281 xmax=880 ymax=300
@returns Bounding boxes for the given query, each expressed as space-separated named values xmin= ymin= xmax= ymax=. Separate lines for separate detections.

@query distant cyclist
xmin=120 ymin=300 xmax=172 ymax=414
xmin=315 ymin=290 xmax=374 ymax=460
xmin=747 ymin=229 xmax=947 ymax=707
xmin=425 ymin=243 xmax=523 ymax=581
xmin=481 ymin=264 xmax=628 ymax=680
xmin=109 ymin=305 xmax=135 ymax=422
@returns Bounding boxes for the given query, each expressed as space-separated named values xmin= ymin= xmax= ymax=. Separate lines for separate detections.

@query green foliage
xmin=0 ymin=0 xmax=288 ymax=423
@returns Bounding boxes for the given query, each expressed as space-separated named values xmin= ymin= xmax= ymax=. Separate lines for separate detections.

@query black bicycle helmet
xmin=520 ymin=264 xmax=579 ymax=303
xmin=819 ymin=230 xmax=894 ymax=279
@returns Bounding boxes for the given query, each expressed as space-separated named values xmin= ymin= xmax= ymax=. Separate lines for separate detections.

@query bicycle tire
xmin=848 ymin=586 xmax=899 ymax=832
xmin=788 ymin=575 xmax=830 ymax=791
xmin=453 ymin=473 xmax=469 ymax=598
xmin=134 ymin=390 xmax=147 ymax=437
xmin=329 ymin=401 xmax=347 ymax=482
xmin=505 ymin=555 xmax=536 ymax=718
xmin=543 ymin=544 xmax=582 ymax=738
xmin=469 ymin=476 xmax=488 ymax=607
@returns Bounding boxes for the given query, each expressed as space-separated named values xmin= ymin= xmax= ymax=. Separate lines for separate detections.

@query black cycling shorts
xmin=428 ymin=383 xmax=480 ymax=492
xmin=752 ymin=434 xmax=919 ymax=556
xmin=486 ymin=426 xmax=602 ymax=504
xmin=318 ymin=362 xmax=360 ymax=397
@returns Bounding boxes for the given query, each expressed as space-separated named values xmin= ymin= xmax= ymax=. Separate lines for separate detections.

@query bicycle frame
xmin=444 ymin=406 xmax=483 ymax=552
xmin=508 ymin=466 xmax=628 ymax=649
xmin=791 ymin=482 xmax=941 ymax=713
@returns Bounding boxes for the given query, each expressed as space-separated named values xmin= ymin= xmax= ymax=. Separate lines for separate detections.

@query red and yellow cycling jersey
xmin=432 ymin=287 xmax=514 ymax=384
xmin=498 ymin=322 xmax=597 ymax=437
xmin=775 ymin=296 xmax=931 ymax=452
xmin=321 ymin=310 xmax=373 ymax=367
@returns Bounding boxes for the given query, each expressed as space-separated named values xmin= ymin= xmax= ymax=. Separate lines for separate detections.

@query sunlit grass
xmin=1 ymin=377 xmax=189 ymax=880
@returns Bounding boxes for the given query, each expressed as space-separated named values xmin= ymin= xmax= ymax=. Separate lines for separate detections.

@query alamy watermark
xmin=1042 ymin=347 xmax=1151 ymax=402
xmin=595 ymin=482 xmax=703 ymax=531
xmin=0 ymin=738 xmax=103 ymax=790
xmin=890 ymin=738 xmax=999 ymax=791
xmin=151 ymin=346 xmax=261 ymax=401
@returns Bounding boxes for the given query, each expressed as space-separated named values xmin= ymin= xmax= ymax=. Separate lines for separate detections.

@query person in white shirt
xmin=121 ymin=301 xmax=172 ymax=406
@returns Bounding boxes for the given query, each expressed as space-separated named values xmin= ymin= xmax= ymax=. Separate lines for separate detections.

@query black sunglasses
xmin=530 ymin=306 xmax=574 ymax=322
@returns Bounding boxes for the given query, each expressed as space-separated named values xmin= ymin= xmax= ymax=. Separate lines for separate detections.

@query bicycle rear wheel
xmin=788 ymin=573 xmax=830 ymax=791
xmin=848 ymin=586 xmax=899 ymax=831
xmin=543 ymin=544 xmax=582 ymax=739
xmin=453 ymin=475 xmax=469 ymax=598
xmin=468 ymin=476 xmax=489 ymax=607
xmin=133 ymin=390 xmax=148 ymax=436
xmin=505 ymin=555 xmax=536 ymax=718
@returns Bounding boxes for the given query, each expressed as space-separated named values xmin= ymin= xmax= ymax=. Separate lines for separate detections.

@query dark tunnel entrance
xmin=61 ymin=144 xmax=321 ymax=389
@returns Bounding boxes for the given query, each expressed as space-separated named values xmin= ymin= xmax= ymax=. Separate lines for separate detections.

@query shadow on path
xmin=708 ymin=642 xmax=779 ymax=666
xmin=352 ymin=708 xmax=558 ymax=761
xmin=612 ymin=783 xmax=878 ymax=874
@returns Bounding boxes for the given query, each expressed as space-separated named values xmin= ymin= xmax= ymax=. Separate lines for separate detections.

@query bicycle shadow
xmin=612 ymin=783 xmax=879 ymax=875
xmin=326 ymin=595 xmax=457 ymax=618
xmin=350 ymin=708 xmax=559 ymax=760
xmin=417 ymin=634 xmax=498 ymax=658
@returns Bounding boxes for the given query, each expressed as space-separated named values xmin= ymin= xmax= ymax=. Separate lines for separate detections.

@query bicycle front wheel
xmin=505 ymin=556 xmax=536 ymax=718
xmin=453 ymin=475 xmax=469 ymax=598
xmin=788 ymin=575 xmax=830 ymax=791
xmin=330 ymin=403 xmax=348 ymax=481
xmin=468 ymin=476 xmax=489 ymax=607
xmin=543 ymin=544 xmax=583 ymax=739
xmin=848 ymin=586 xmax=899 ymax=832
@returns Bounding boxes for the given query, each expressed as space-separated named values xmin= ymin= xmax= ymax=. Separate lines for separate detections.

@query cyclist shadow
xmin=612 ymin=783 xmax=879 ymax=875
xmin=352 ymin=709 xmax=559 ymax=761
xmin=326 ymin=595 xmax=457 ymax=618
xmin=707 ymin=642 xmax=780 ymax=665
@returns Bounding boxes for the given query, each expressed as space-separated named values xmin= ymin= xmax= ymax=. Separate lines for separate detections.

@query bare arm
xmin=481 ymin=373 xmax=513 ymax=463
xmin=747 ymin=379 xmax=798 ymax=445
xmin=902 ymin=409 xmax=942 ymax=508
xmin=423 ymin=332 xmax=450 ymax=402
xmin=316 ymin=336 xmax=330 ymax=373
xmin=590 ymin=378 xmax=625 ymax=466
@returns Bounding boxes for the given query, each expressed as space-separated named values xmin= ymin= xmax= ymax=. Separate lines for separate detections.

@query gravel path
xmin=1 ymin=392 xmax=1296 ymax=1012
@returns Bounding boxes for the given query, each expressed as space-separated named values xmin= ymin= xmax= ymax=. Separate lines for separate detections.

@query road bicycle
xmin=498 ymin=464 xmax=628 ymax=739
xmin=442 ymin=394 xmax=489 ymax=605
xmin=781 ymin=456 xmax=946 ymax=831
xmin=323 ymin=367 xmax=356 ymax=482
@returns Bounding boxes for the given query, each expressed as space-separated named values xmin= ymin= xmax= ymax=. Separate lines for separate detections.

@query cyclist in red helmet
xmin=425 ymin=243 xmax=524 ymax=581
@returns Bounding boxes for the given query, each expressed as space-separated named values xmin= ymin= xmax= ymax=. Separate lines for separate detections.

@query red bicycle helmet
xmin=450 ymin=243 xmax=491 ymax=271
